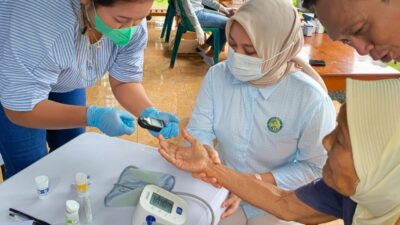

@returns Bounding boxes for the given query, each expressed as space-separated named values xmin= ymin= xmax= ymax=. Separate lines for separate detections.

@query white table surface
xmin=0 ymin=133 xmax=228 ymax=225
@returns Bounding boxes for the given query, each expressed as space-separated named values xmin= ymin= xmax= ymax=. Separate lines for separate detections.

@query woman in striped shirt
xmin=0 ymin=0 xmax=179 ymax=178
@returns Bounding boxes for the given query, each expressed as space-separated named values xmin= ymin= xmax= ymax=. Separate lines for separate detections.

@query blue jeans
xmin=195 ymin=9 xmax=228 ymax=51
xmin=0 ymin=89 xmax=86 ymax=179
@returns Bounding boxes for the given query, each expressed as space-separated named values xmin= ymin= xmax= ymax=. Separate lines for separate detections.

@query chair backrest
xmin=168 ymin=0 xmax=175 ymax=8
xmin=174 ymin=0 xmax=196 ymax=31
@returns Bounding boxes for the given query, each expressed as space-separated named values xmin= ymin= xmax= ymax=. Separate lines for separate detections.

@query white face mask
xmin=227 ymin=47 xmax=265 ymax=82
xmin=226 ymin=43 xmax=296 ymax=82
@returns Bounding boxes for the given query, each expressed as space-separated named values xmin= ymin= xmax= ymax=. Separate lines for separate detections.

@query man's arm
xmin=206 ymin=164 xmax=336 ymax=224
xmin=158 ymin=130 xmax=336 ymax=224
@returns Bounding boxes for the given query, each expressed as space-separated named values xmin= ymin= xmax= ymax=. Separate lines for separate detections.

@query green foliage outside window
xmin=152 ymin=0 xmax=169 ymax=9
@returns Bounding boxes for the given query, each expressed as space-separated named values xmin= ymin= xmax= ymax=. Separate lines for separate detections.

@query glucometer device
xmin=138 ymin=116 xmax=165 ymax=132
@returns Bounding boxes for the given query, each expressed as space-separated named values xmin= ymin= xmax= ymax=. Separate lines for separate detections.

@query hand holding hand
xmin=192 ymin=145 xmax=222 ymax=188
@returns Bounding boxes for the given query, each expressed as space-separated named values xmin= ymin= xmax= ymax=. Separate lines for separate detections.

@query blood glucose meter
xmin=138 ymin=116 xmax=165 ymax=132
xmin=132 ymin=185 xmax=188 ymax=225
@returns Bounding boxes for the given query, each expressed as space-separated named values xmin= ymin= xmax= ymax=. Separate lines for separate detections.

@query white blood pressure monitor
xmin=132 ymin=185 xmax=188 ymax=225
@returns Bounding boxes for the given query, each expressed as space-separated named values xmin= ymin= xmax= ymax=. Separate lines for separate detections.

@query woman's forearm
xmin=110 ymin=78 xmax=153 ymax=117
xmin=4 ymin=100 xmax=87 ymax=129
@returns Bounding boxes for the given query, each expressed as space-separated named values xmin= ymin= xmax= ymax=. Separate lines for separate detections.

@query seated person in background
xmin=184 ymin=0 xmax=334 ymax=224
xmin=158 ymin=78 xmax=400 ymax=225
xmin=175 ymin=0 xmax=235 ymax=65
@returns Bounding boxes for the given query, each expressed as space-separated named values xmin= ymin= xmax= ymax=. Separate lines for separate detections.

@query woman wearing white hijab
xmin=158 ymin=77 xmax=400 ymax=225
xmin=183 ymin=0 xmax=336 ymax=223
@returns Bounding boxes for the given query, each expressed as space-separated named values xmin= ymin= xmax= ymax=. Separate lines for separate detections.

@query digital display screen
xmin=146 ymin=118 xmax=164 ymax=128
xmin=150 ymin=193 xmax=174 ymax=213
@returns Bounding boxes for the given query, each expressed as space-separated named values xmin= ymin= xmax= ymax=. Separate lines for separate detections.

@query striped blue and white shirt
xmin=0 ymin=0 xmax=147 ymax=111
xmin=187 ymin=62 xmax=336 ymax=219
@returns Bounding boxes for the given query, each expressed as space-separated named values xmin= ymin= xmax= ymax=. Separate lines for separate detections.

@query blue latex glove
xmin=140 ymin=107 xmax=180 ymax=139
xmin=86 ymin=106 xmax=135 ymax=137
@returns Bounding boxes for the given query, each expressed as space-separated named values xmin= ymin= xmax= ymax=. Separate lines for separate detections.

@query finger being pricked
xmin=158 ymin=137 xmax=176 ymax=163
xmin=158 ymin=147 xmax=175 ymax=164
xmin=157 ymin=134 xmax=164 ymax=141
xmin=158 ymin=135 xmax=177 ymax=156
xmin=157 ymin=134 xmax=167 ymax=147
xmin=181 ymin=129 xmax=197 ymax=145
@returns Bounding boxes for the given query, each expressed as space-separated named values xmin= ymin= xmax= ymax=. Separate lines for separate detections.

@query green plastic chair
xmin=170 ymin=0 xmax=221 ymax=68
xmin=160 ymin=0 xmax=176 ymax=43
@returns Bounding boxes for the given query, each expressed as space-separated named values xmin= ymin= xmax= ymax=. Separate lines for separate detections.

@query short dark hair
xmin=95 ymin=0 xmax=149 ymax=6
xmin=302 ymin=0 xmax=318 ymax=10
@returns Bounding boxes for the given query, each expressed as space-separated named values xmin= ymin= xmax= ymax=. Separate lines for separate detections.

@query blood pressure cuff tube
xmin=104 ymin=166 xmax=175 ymax=207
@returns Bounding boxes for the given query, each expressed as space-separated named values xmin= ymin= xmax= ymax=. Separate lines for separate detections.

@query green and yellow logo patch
xmin=267 ymin=117 xmax=283 ymax=133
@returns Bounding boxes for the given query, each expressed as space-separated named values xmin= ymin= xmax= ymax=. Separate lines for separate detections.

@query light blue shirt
xmin=187 ymin=62 xmax=336 ymax=219
xmin=0 ymin=0 xmax=147 ymax=111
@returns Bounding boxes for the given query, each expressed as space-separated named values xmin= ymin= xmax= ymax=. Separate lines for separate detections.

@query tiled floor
xmin=0 ymin=17 xmax=343 ymax=225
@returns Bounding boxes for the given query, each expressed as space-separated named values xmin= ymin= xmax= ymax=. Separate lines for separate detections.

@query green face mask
xmin=86 ymin=2 xmax=138 ymax=46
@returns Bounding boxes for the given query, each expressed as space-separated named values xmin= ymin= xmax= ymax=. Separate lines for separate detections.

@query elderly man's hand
xmin=192 ymin=145 xmax=223 ymax=188
xmin=158 ymin=129 xmax=214 ymax=173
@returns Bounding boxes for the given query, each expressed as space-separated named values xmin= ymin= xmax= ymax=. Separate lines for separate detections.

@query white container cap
xmin=35 ymin=175 xmax=49 ymax=189
xmin=75 ymin=172 xmax=87 ymax=185
xmin=66 ymin=200 xmax=80 ymax=213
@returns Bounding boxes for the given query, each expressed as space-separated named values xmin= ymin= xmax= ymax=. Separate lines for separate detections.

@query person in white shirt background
xmin=176 ymin=0 xmax=235 ymax=65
